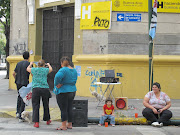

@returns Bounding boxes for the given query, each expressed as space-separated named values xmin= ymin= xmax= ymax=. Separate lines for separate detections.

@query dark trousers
xmin=32 ymin=88 xmax=51 ymax=122
xmin=16 ymin=84 xmax=26 ymax=119
xmin=56 ymin=92 xmax=76 ymax=122
xmin=142 ymin=107 xmax=172 ymax=123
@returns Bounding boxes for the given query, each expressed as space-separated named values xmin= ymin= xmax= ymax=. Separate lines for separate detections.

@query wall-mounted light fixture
xmin=75 ymin=0 xmax=81 ymax=19
xmin=27 ymin=0 xmax=35 ymax=24
xmin=53 ymin=6 xmax=62 ymax=12
xmin=65 ymin=0 xmax=70 ymax=2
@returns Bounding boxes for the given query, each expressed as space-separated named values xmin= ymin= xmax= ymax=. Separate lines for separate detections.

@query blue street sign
xmin=117 ymin=13 xmax=141 ymax=22
xmin=117 ymin=13 xmax=125 ymax=21
xmin=125 ymin=13 xmax=141 ymax=22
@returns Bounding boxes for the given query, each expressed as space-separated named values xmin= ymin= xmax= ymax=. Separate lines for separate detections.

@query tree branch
xmin=0 ymin=18 xmax=6 ymax=27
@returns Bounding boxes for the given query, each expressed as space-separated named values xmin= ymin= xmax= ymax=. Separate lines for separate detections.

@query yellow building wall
xmin=73 ymin=55 xmax=180 ymax=99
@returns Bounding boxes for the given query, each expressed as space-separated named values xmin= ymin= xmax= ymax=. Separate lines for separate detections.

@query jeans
xmin=32 ymin=88 xmax=51 ymax=122
xmin=56 ymin=92 xmax=76 ymax=122
xmin=16 ymin=84 xmax=26 ymax=119
xmin=99 ymin=114 xmax=115 ymax=125
xmin=142 ymin=107 xmax=172 ymax=123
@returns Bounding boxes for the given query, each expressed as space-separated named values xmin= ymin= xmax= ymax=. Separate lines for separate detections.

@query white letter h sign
xmin=82 ymin=5 xmax=91 ymax=19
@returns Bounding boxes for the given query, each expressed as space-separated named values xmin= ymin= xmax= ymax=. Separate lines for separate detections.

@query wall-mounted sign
xmin=75 ymin=66 xmax=81 ymax=77
xmin=117 ymin=13 xmax=141 ymax=22
xmin=112 ymin=0 xmax=180 ymax=13
xmin=80 ymin=1 xmax=112 ymax=29
xmin=113 ymin=0 xmax=147 ymax=12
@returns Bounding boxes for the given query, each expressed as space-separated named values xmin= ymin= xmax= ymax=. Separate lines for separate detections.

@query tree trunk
xmin=4 ymin=24 xmax=10 ymax=79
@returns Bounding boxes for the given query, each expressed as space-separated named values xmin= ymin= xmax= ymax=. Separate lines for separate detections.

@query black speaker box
xmin=100 ymin=77 xmax=119 ymax=83
xmin=72 ymin=100 xmax=88 ymax=127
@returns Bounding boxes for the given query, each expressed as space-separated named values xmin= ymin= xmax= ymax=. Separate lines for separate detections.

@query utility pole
xmin=148 ymin=0 xmax=153 ymax=91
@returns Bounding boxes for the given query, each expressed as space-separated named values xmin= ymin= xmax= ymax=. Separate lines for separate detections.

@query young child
xmin=98 ymin=98 xmax=115 ymax=127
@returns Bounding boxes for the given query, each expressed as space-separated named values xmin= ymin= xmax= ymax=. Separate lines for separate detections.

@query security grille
xmin=42 ymin=6 xmax=74 ymax=89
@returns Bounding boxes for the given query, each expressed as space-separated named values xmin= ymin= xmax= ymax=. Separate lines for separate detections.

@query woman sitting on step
xmin=142 ymin=82 xmax=172 ymax=127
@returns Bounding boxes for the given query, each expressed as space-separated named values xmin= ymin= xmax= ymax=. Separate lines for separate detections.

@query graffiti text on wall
xmin=13 ymin=42 xmax=26 ymax=55
xmin=94 ymin=16 xmax=109 ymax=28
xmin=86 ymin=69 xmax=105 ymax=92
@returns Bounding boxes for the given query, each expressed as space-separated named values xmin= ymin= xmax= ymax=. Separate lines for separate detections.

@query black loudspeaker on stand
xmin=72 ymin=100 xmax=88 ymax=127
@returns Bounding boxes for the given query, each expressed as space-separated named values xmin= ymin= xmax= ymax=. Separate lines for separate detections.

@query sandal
xmin=56 ymin=127 xmax=67 ymax=130
xmin=67 ymin=126 xmax=72 ymax=129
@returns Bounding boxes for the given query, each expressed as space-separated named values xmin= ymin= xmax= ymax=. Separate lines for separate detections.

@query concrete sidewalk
xmin=0 ymin=72 xmax=180 ymax=123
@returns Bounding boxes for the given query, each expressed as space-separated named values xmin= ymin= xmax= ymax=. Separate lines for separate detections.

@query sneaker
xmin=34 ymin=122 xmax=39 ymax=128
xmin=46 ymin=120 xmax=51 ymax=125
xmin=111 ymin=124 xmax=115 ymax=127
xmin=98 ymin=124 xmax=102 ymax=126
xmin=151 ymin=122 xmax=163 ymax=127
xmin=19 ymin=118 xmax=25 ymax=123
xmin=16 ymin=113 xmax=20 ymax=118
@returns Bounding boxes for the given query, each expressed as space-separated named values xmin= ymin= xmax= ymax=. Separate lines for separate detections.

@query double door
xmin=42 ymin=6 xmax=74 ymax=89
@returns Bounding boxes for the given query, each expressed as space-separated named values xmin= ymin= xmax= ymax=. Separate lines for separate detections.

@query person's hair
xmin=38 ymin=59 xmax=45 ymax=67
xmin=153 ymin=82 xmax=161 ymax=91
xmin=23 ymin=51 xmax=29 ymax=60
xmin=60 ymin=56 xmax=71 ymax=67
xmin=105 ymin=98 xmax=113 ymax=105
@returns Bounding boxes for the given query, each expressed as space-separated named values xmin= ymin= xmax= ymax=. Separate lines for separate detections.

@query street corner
xmin=0 ymin=111 xmax=15 ymax=118
xmin=0 ymin=108 xmax=32 ymax=118
xmin=0 ymin=107 xmax=61 ymax=121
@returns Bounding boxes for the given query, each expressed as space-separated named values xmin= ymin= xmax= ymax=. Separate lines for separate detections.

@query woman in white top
xmin=142 ymin=82 xmax=172 ymax=127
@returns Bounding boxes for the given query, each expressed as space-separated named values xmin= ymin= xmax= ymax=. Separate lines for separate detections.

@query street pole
xmin=148 ymin=0 xmax=153 ymax=91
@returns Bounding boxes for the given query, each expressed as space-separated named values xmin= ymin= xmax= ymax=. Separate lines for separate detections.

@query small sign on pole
xmin=117 ymin=13 xmax=141 ymax=22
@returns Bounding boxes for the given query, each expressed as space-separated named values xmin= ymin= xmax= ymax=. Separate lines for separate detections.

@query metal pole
xmin=148 ymin=0 xmax=153 ymax=91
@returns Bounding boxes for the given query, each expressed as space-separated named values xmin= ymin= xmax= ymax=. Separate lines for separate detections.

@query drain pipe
xmin=88 ymin=117 xmax=180 ymax=126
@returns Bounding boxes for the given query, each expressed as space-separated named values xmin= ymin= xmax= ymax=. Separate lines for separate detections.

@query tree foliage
xmin=0 ymin=0 xmax=10 ymax=78
xmin=0 ymin=0 xmax=10 ymax=36
xmin=0 ymin=24 xmax=6 ymax=55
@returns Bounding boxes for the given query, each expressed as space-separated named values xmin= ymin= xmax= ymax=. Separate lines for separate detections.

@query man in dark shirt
xmin=13 ymin=51 xmax=30 ymax=122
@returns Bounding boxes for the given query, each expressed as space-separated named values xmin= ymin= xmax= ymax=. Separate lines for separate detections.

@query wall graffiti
xmin=94 ymin=16 xmax=109 ymax=28
xmin=85 ymin=69 xmax=123 ymax=94
xmin=13 ymin=42 xmax=27 ymax=55
xmin=85 ymin=69 xmax=105 ymax=92
xmin=100 ymin=45 xmax=106 ymax=54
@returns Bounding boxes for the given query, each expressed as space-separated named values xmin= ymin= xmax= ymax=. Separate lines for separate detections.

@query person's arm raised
xmin=46 ymin=63 xmax=52 ymax=73
xmin=27 ymin=62 xmax=33 ymax=73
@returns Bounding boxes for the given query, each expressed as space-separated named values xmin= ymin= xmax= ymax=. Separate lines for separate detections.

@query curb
xmin=0 ymin=108 xmax=61 ymax=121
xmin=0 ymin=111 xmax=147 ymax=124
xmin=0 ymin=112 xmax=14 ymax=118
xmin=88 ymin=117 xmax=148 ymax=125
xmin=88 ymin=117 xmax=180 ymax=126
xmin=1 ymin=109 xmax=180 ymax=125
